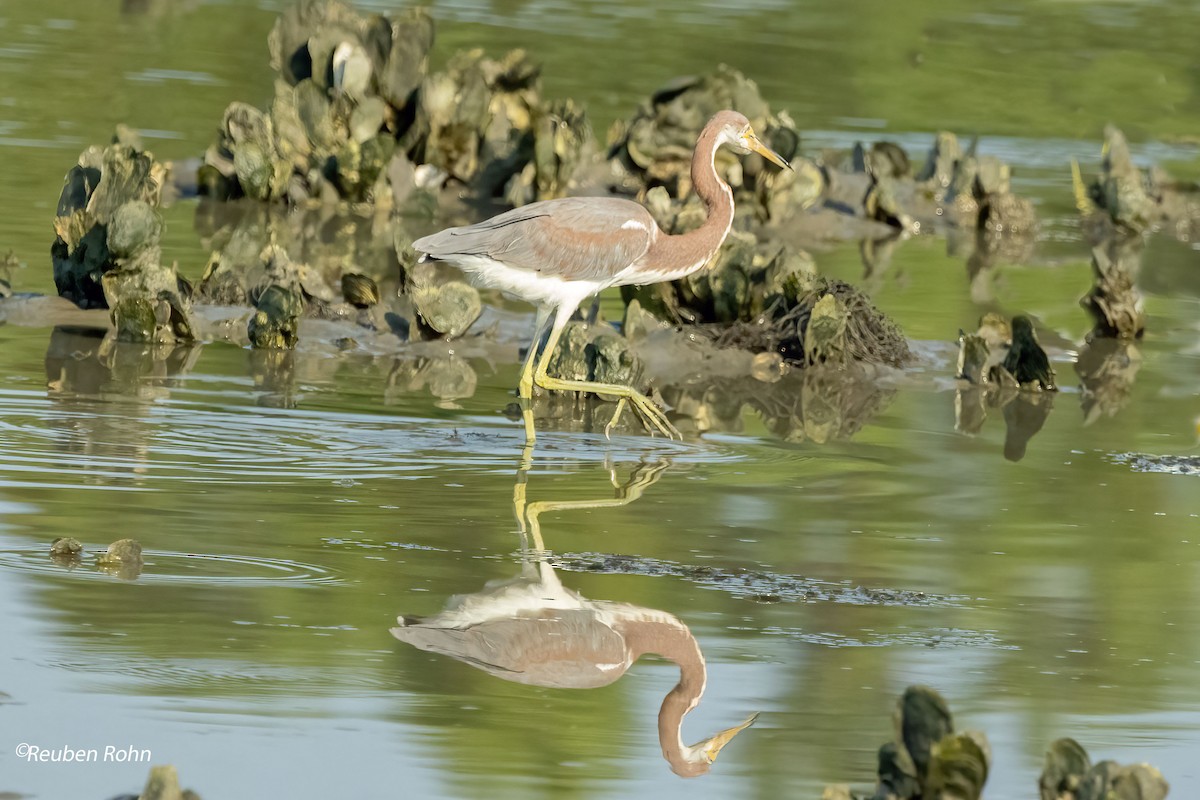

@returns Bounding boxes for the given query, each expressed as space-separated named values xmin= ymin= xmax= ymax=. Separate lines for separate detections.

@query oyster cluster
xmin=823 ymin=686 xmax=991 ymax=800
xmin=52 ymin=128 xmax=194 ymax=343
xmin=608 ymin=65 xmax=816 ymax=223
xmin=1039 ymin=737 xmax=1169 ymax=800
xmin=199 ymin=0 xmax=593 ymax=208
xmin=823 ymin=687 xmax=1170 ymax=800
xmin=1072 ymin=125 xmax=1195 ymax=238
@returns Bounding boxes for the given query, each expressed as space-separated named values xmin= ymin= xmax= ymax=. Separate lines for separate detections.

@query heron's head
xmin=711 ymin=111 xmax=791 ymax=171
xmin=669 ymin=712 xmax=760 ymax=778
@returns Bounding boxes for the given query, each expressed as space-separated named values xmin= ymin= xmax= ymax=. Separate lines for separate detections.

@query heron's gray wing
xmin=390 ymin=609 xmax=630 ymax=689
xmin=413 ymin=197 xmax=657 ymax=283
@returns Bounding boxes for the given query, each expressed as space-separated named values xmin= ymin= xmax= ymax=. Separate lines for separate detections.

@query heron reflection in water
xmin=391 ymin=452 xmax=757 ymax=776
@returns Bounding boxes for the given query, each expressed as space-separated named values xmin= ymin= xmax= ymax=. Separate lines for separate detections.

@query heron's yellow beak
xmin=698 ymin=712 xmax=760 ymax=763
xmin=746 ymin=132 xmax=791 ymax=171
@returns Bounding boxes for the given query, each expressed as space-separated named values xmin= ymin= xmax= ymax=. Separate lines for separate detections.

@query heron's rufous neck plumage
xmin=639 ymin=118 xmax=735 ymax=278
xmin=616 ymin=615 xmax=709 ymax=774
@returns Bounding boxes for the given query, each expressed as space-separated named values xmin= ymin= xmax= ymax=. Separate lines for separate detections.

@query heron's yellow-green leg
xmin=519 ymin=307 xmax=553 ymax=443
xmin=519 ymin=307 xmax=552 ymax=401
xmin=533 ymin=310 xmax=681 ymax=440
xmin=522 ymin=406 xmax=537 ymax=443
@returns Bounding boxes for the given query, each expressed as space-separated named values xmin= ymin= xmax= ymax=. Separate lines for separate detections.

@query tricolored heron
xmin=391 ymin=454 xmax=757 ymax=776
xmin=413 ymin=110 xmax=790 ymax=441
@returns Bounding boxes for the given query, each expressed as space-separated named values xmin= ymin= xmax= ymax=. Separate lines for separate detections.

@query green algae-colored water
xmin=2 ymin=2 xmax=1200 ymax=798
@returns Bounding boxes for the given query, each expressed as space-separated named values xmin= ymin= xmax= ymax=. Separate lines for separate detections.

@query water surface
xmin=2 ymin=1 xmax=1200 ymax=798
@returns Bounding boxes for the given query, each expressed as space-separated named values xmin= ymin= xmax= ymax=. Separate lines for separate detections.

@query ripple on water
xmin=0 ymin=548 xmax=342 ymax=587
xmin=760 ymin=626 xmax=1019 ymax=650
xmin=0 ymin=388 xmax=744 ymax=489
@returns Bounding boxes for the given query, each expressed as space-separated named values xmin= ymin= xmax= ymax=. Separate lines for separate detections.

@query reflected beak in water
xmin=697 ymin=712 xmax=760 ymax=763
xmin=746 ymin=132 xmax=792 ymax=171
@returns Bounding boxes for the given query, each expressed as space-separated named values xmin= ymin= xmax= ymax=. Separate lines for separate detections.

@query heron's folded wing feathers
xmin=415 ymin=197 xmax=657 ymax=283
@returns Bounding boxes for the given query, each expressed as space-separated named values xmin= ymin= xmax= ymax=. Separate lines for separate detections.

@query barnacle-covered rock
xmin=52 ymin=137 xmax=169 ymax=309
xmin=864 ymin=171 xmax=917 ymax=232
xmin=587 ymin=333 xmax=645 ymax=398
xmin=98 ymin=202 xmax=194 ymax=344
xmin=544 ymin=321 xmax=593 ymax=385
xmin=1070 ymin=124 xmax=1200 ymax=242
xmin=956 ymin=312 xmax=1013 ymax=386
xmin=979 ymin=190 xmax=1037 ymax=237
xmin=50 ymin=537 xmax=84 ymax=567
xmin=1072 ymin=125 xmax=1160 ymax=234
xmin=406 ymin=254 xmax=482 ymax=340
xmin=410 ymin=279 xmax=481 ymax=339
xmin=956 ymin=332 xmax=989 ymax=385
xmin=97 ymin=537 xmax=145 ymax=580
xmin=248 ymin=283 xmax=304 ymax=349
xmin=55 ymin=156 xmax=190 ymax=343
xmin=98 ymin=538 xmax=143 ymax=566
xmin=526 ymin=320 xmax=653 ymax=428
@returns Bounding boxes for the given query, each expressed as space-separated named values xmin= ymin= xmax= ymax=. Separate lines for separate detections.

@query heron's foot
xmin=626 ymin=391 xmax=682 ymax=440
xmin=534 ymin=375 xmax=681 ymax=440
xmin=603 ymin=398 xmax=628 ymax=440
xmin=602 ymin=390 xmax=679 ymax=440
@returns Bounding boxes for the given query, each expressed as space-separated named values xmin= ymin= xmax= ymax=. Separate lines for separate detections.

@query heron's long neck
xmin=642 ymin=123 xmax=735 ymax=277
xmin=690 ymin=123 xmax=735 ymax=231
xmin=617 ymin=616 xmax=707 ymax=770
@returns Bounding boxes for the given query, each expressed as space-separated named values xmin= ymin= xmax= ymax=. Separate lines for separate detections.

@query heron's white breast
xmin=444 ymin=254 xmax=604 ymax=309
